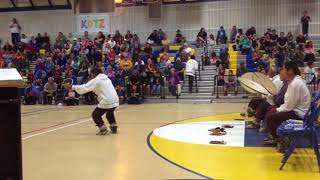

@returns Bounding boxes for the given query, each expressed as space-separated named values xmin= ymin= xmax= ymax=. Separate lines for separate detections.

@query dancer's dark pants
xmin=92 ymin=107 xmax=116 ymax=127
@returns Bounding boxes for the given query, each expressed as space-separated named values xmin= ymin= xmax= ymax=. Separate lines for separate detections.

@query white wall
xmin=0 ymin=9 xmax=75 ymax=43
xmin=0 ymin=0 xmax=320 ymax=44
xmin=111 ymin=0 xmax=320 ymax=41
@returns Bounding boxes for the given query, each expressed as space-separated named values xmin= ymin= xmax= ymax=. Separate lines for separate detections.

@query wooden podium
xmin=0 ymin=69 xmax=24 ymax=180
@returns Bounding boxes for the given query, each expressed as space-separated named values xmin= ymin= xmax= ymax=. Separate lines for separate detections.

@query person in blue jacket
xmin=216 ymin=26 xmax=228 ymax=44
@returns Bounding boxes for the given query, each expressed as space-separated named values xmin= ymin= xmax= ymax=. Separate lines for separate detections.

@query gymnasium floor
xmin=21 ymin=103 xmax=320 ymax=180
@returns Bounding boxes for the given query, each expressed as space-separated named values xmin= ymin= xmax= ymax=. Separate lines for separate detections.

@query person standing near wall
xmin=301 ymin=11 xmax=311 ymax=39
xmin=185 ymin=55 xmax=198 ymax=93
xmin=9 ymin=18 xmax=21 ymax=46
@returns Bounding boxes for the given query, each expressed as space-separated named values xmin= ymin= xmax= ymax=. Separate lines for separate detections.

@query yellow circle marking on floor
xmin=149 ymin=113 xmax=320 ymax=180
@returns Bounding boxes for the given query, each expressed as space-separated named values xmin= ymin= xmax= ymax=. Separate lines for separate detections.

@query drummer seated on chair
xmin=264 ymin=61 xmax=311 ymax=145
xmin=246 ymin=68 xmax=289 ymax=132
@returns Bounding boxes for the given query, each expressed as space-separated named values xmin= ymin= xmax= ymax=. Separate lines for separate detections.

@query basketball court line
xmin=21 ymin=109 xmax=239 ymax=145
xmin=21 ymin=111 xmax=241 ymax=179
xmin=22 ymin=106 xmax=82 ymax=116
xmin=21 ymin=112 xmax=209 ymax=142
xmin=22 ymin=107 xmax=58 ymax=115
xmin=145 ymin=115 xmax=232 ymax=180
xmin=21 ymin=118 xmax=181 ymax=141
xmin=146 ymin=113 xmax=256 ymax=180
xmin=21 ymin=106 xmax=130 ymax=140
xmin=22 ymin=116 xmax=90 ymax=135
xmin=22 ymin=118 xmax=91 ymax=140
xmin=147 ymin=132 xmax=213 ymax=180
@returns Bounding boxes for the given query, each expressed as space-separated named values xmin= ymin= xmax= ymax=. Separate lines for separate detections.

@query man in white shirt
xmin=185 ymin=55 xmax=198 ymax=93
xmin=67 ymin=67 xmax=119 ymax=135
xmin=266 ymin=61 xmax=311 ymax=141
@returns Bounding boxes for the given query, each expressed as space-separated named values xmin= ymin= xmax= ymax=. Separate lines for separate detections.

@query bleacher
xmin=159 ymin=35 xmax=320 ymax=103
xmin=152 ymin=45 xmax=196 ymax=63
xmin=227 ymin=44 xmax=238 ymax=75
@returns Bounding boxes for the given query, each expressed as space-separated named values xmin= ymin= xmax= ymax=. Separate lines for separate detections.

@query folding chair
xmin=276 ymin=92 xmax=320 ymax=171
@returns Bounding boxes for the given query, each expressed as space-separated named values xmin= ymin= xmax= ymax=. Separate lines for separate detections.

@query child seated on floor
xmin=63 ymin=89 xmax=79 ymax=106
xmin=224 ymin=70 xmax=237 ymax=96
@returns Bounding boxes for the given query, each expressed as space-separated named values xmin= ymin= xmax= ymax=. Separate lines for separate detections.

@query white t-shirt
xmin=166 ymin=60 xmax=172 ymax=67
xmin=208 ymin=39 xmax=215 ymax=46
xmin=108 ymin=40 xmax=116 ymax=48
xmin=10 ymin=23 xmax=20 ymax=34
xmin=102 ymin=42 xmax=110 ymax=54
xmin=134 ymin=61 xmax=145 ymax=66
xmin=21 ymin=37 xmax=29 ymax=44
xmin=276 ymin=76 xmax=311 ymax=118
xmin=68 ymin=92 xmax=75 ymax=98
xmin=185 ymin=59 xmax=198 ymax=76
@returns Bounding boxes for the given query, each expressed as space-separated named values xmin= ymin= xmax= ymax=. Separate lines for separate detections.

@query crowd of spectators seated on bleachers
xmin=2 ymin=21 xmax=200 ymax=105
xmin=2 ymin=17 xmax=319 ymax=104
xmin=197 ymin=26 xmax=320 ymax=93
xmin=199 ymin=25 xmax=319 ymax=96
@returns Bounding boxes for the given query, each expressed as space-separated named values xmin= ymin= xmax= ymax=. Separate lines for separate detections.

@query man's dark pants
xmin=92 ymin=107 xmax=116 ymax=127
